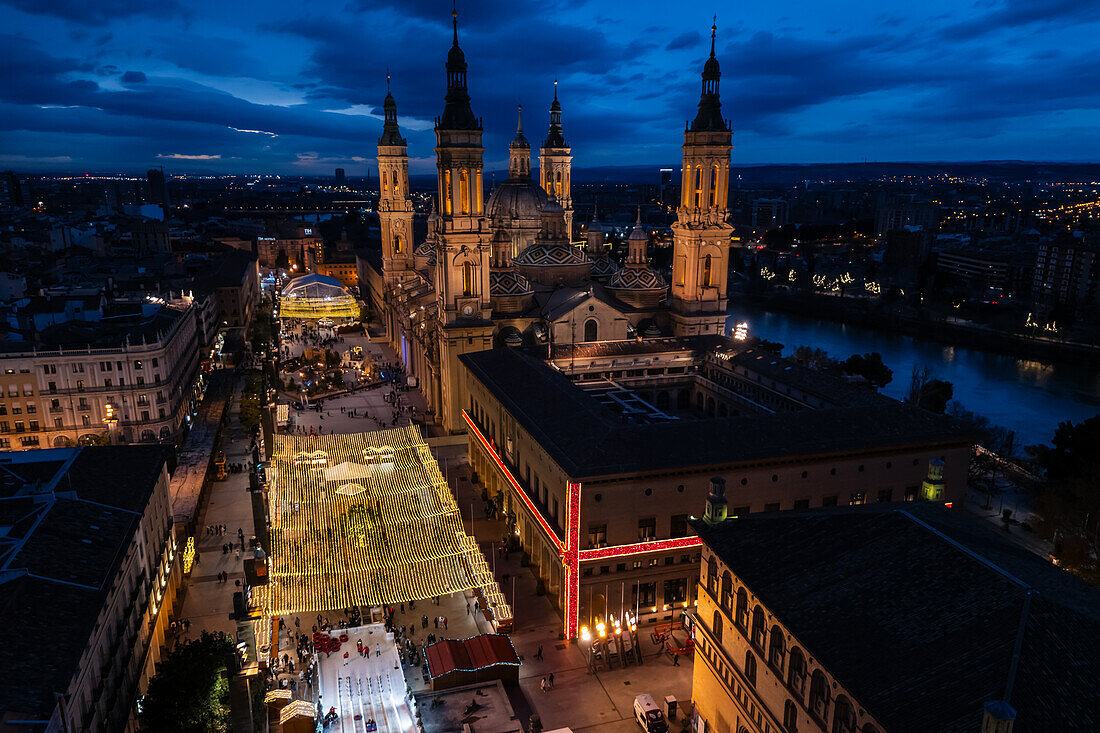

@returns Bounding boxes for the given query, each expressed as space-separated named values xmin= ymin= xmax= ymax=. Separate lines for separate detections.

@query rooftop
xmin=690 ymin=504 xmax=1100 ymax=732
xmin=0 ymin=446 xmax=169 ymax=722
xmin=460 ymin=346 xmax=974 ymax=479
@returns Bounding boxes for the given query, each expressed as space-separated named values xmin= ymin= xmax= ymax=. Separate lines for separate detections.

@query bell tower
xmin=670 ymin=23 xmax=734 ymax=337
xmin=539 ymin=81 xmax=574 ymax=237
xmin=377 ymin=76 xmax=414 ymax=285
xmin=433 ymin=7 xmax=494 ymax=432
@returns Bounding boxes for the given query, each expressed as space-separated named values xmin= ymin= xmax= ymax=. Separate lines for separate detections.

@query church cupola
xmin=543 ymin=81 xmax=568 ymax=149
xmin=378 ymin=75 xmax=406 ymax=147
xmin=539 ymin=80 xmax=573 ymax=236
xmin=702 ymin=476 xmax=728 ymax=525
xmin=626 ymin=207 xmax=648 ymax=265
xmin=508 ymin=105 xmax=531 ymax=180
xmin=439 ymin=7 xmax=480 ymax=131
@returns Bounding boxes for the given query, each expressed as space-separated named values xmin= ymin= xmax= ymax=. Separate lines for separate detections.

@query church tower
xmin=433 ymin=8 xmax=494 ymax=432
xmin=670 ymin=24 xmax=734 ymax=337
xmin=539 ymin=82 xmax=574 ymax=237
xmin=377 ymin=77 xmax=414 ymax=285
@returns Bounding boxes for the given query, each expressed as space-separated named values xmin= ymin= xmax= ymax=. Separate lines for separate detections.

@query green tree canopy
xmin=140 ymin=631 xmax=234 ymax=733
xmin=843 ymin=352 xmax=893 ymax=389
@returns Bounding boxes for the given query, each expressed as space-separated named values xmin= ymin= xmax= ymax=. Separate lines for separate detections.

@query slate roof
xmin=0 ymin=446 xmax=169 ymax=722
xmin=459 ymin=347 xmax=975 ymax=479
xmin=689 ymin=504 xmax=1100 ymax=733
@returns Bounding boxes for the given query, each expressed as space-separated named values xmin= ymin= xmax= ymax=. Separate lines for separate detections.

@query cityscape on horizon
xmin=1 ymin=2 xmax=1099 ymax=733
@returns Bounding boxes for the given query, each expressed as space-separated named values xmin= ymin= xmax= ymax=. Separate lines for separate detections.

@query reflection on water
xmin=726 ymin=304 xmax=1100 ymax=447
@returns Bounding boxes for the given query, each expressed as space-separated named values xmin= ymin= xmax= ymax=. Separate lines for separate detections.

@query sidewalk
xmin=175 ymin=376 xmax=259 ymax=641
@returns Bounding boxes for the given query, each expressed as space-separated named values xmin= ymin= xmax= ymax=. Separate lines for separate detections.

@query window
xmin=788 ymin=647 xmax=807 ymax=697
xmin=0 ymin=404 xmax=5 ymax=415
xmin=751 ymin=606 xmax=766 ymax=649
xmin=0 ymin=422 xmax=7 ymax=433
xmin=28 ymin=420 xmax=38 ymax=431
xmin=616 ymin=563 xmax=626 ymax=572
xmin=809 ymin=671 xmax=831 ymax=722
xmin=793 ymin=499 xmax=810 ymax=511
xmin=634 ymin=582 xmax=656 ymax=606
xmin=10 ymin=406 xmax=19 ymax=415
xmin=783 ymin=700 xmax=799 ymax=733
xmin=764 ymin=502 xmax=780 ymax=512
xmin=721 ymin=571 xmax=733 ymax=612
xmin=663 ymin=577 xmax=687 ymax=604
xmin=744 ymin=650 xmax=757 ymax=687
xmin=832 ymin=696 xmax=855 ymax=733
xmin=82 ymin=415 xmax=90 ymax=427
xmin=849 ymin=492 xmax=866 ymax=506
xmin=104 ymin=378 xmax=112 ymax=387
xmin=599 ymin=565 xmax=610 ymax=575
xmin=670 ymin=514 xmax=688 ymax=538
xmin=710 ymin=164 xmax=719 ymax=207
xmin=703 ymin=254 xmax=713 ymax=287
xmin=14 ymin=422 xmax=23 ymax=433
xmin=735 ymin=588 xmax=748 ymax=629
xmin=732 ymin=505 xmax=749 ymax=516
xmin=137 ymin=376 xmax=145 ymax=386
xmin=459 ymin=170 xmax=470 ymax=214
xmin=587 ymin=524 xmax=606 ymax=548
xmin=877 ymin=489 xmax=893 ymax=503
xmin=638 ymin=517 xmax=656 ymax=540
xmin=0 ymin=438 xmax=8 ymax=448
xmin=444 ymin=170 xmax=453 ymax=214
xmin=583 ymin=319 xmax=598 ymax=342
xmin=664 ymin=557 xmax=674 ymax=566
xmin=905 ymin=485 xmax=919 ymax=501
xmin=693 ymin=165 xmax=703 ymax=208
xmin=462 ymin=262 xmax=474 ymax=296
xmin=707 ymin=558 xmax=718 ymax=595
xmin=712 ymin=610 xmax=723 ymax=643
xmin=78 ymin=398 xmax=88 ymax=410
xmin=20 ymin=435 xmax=39 ymax=447
xmin=54 ymin=418 xmax=62 ymax=429
xmin=76 ymin=380 xmax=84 ymax=392
xmin=48 ymin=382 xmax=56 ymax=394
xmin=769 ymin=624 xmax=786 ymax=670
xmin=822 ymin=495 xmax=838 ymax=507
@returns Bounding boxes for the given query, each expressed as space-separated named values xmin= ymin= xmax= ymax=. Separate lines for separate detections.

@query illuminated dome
xmin=489 ymin=269 xmax=533 ymax=296
xmin=486 ymin=178 xmax=549 ymax=223
xmin=279 ymin=273 xmax=359 ymax=319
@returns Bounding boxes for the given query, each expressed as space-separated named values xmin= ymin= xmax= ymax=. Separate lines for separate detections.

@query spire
xmin=627 ymin=206 xmax=648 ymax=265
xmin=691 ymin=21 xmax=728 ymax=132
xmin=543 ymin=80 xmax=567 ymax=148
xmin=379 ymin=77 xmax=406 ymax=147
xmin=440 ymin=3 xmax=479 ymax=130
xmin=508 ymin=104 xmax=531 ymax=179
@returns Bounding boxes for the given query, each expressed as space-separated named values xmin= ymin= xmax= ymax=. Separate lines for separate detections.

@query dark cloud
xmin=666 ymin=31 xmax=701 ymax=51
xmin=941 ymin=0 xmax=1100 ymax=40
xmin=121 ymin=70 xmax=146 ymax=83
xmin=0 ymin=0 xmax=185 ymax=25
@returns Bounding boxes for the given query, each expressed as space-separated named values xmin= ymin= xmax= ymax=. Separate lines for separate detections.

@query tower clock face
xmin=462 ymin=305 xmax=474 ymax=316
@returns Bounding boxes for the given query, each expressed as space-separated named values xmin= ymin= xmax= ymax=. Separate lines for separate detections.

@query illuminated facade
xmin=366 ymin=14 xmax=745 ymax=432
xmin=460 ymin=341 xmax=975 ymax=638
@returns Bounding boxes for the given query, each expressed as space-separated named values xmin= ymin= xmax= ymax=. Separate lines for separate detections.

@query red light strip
xmin=564 ymin=482 xmax=582 ymax=639
xmin=579 ymin=536 xmax=702 ymax=561
xmin=462 ymin=411 xmax=563 ymax=553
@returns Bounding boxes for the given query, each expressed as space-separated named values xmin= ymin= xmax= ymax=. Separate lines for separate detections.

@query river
xmin=725 ymin=303 xmax=1100 ymax=449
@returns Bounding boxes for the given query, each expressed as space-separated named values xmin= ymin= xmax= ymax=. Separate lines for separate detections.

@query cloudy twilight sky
xmin=1 ymin=0 xmax=1098 ymax=175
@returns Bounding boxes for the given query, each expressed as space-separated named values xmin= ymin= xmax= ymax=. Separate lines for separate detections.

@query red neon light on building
xmin=462 ymin=411 xmax=563 ymax=553
xmin=564 ymin=482 xmax=582 ymax=639
xmin=579 ymin=536 xmax=702 ymax=561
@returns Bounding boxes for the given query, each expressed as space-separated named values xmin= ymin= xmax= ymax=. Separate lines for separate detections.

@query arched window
xmin=751 ymin=606 xmax=766 ymax=649
xmin=694 ymin=165 xmax=703 ymax=208
xmin=712 ymin=610 xmax=723 ymax=643
xmin=711 ymin=164 xmax=719 ymax=207
xmin=706 ymin=558 xmax=718 ymax=595
xmin=832 ymin=696 xmax=856 ymax=733
xmin=444 ymin=170 xmax=453 ymax=215
xmin=720 ymin=571 xmax=732 ymax=611
xmin=459 ymin=170 xmax=470 ymax=214
xmin=809 ymin=670 xmax=831 ymax=722
xmin=787 ymin=647 xmax=807 ymax=698
xmin=769 ymin=624 xmax=786 ymax=670
xmin=394 ymin=235 xmax=403 ymax=254
xmin=555 ymin=170 xmax=562 ymax=197
xmin=744 ymin=650 xmax=757 ymax=687
xmin=703 ymin=254 xmax=713 ymax=287
xmin=584 ymin=319 xmax=598 ymax=342
xmin=462 ymin=262 xmax=474 ymax=296
xmin=476 ymin=170 xmax=483 ymax=213
xmin=382 ymin=170 xmax=388 ymax=193
xmin=783 ymin=700 xmax=799 ymax=733
xmin=735 ymin=588 xmax=748 ymax=629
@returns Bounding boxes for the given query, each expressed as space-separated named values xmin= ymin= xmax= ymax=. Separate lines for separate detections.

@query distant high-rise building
xmin=1033 ymin=232 xmax=1100 ymax=313
xmin=146 ymin=167 xmax=169 ymax=210
xmin=0 ymin=171 xmax=24 ymax=210
xmin=335 ymin=167 xmax=346 ymax=188
xmin=752 ymin=197 xmax=788 ymax=228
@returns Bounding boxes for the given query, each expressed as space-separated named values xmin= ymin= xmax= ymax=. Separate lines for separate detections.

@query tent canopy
xmin=425 ymin=634 xmax=520 ymax=679
xmin=279 ymin=274 xmax=358 ymax=320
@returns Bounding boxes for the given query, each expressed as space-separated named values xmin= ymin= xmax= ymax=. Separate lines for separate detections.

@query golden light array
xmin=278 ymin=275 xmax=359 ymax=320
xmin=262 ymin=427 xmax=511 ymax=625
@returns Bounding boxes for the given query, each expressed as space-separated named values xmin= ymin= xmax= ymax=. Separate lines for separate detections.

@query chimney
xmin=703 ymin=476 xmax=727 ymax=525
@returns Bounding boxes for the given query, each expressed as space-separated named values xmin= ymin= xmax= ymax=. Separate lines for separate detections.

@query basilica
xmin=365 ymin=13 xmax=734 ymax=432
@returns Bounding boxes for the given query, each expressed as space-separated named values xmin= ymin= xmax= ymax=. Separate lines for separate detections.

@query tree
xmin=1031 ymin=414 xmax=1100 ymax=575
xmin=140 ymin=631 xmax=234 ymax=733
xmin=842 ymin=352 xmax=893 ymax=388
xmin=238 ymin=374 xmax=264 ymax=432
xmin=275 ymin=249 xmax=290 ymax=271
xmin=905 ymin=366 xmax=952 ymax=414
xmin=749 ymin=337 xmax=783 ymax=355
xmin=793 ymin=346 xmax=839 ymax=372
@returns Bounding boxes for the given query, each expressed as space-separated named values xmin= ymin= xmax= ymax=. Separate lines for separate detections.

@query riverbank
xmin=745 ymin=291 xmax=1100 ymax=367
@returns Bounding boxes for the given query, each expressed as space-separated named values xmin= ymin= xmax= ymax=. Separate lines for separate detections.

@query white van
xmin=633 ymin=694 xmax=668 ymax=733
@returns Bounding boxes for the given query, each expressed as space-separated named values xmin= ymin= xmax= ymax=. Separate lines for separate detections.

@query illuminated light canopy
xmin=182 ymin=536 xmax=196 ymax=575
xmin=279 ymin=273 xmax=358 ymax=320
xmin=261 ymin=427 xmax=511 ymax=624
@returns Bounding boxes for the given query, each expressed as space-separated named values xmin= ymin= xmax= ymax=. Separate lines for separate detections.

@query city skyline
xmin=2 ymin=0 xmax=1100 ymax=174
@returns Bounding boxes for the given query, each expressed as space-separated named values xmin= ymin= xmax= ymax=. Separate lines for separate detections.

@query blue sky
xmin=1 ymin=0 xmax=1099 ymax=175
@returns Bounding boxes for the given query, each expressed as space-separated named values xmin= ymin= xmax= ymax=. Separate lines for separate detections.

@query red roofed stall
xmin=424 ymin=634 xmax=521 ymax=690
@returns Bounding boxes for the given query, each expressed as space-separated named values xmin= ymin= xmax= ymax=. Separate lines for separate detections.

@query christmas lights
xmin=579 ymin=536 xmax=702 ymax=561
xmin=564 ymin=482 xmax=582 ymax=639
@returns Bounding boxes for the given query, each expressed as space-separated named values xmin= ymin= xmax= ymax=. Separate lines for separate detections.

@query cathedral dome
xmin=489 ymin=269 xmax=533 ymax=296
xmin=486 ymin=178 xmax=550 ymax=222
xmin=513 ymin=242 xmax=588 ymax=267
xmin=607 ymin=266 xmax=666 ymax=292
xmin=589 ymin=254 xmax=619 ymax=280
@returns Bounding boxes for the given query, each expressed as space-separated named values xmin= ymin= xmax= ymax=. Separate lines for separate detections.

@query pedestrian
xmin=540 ymin=677 xmax=547 ymax=692
xmin=466 ymin=602 xmax=471 ymax=615
xmin=535 ymin=644 xmax=543 ymax=661
xmin=673 ymin=653 xmax=680 ymax=666
xmin=444 ymin=616 xmax=448 ymax=630
xmin=549 ymin=672 xmax=554 ymax=688
xmin=434 ymin=616 xmax=439 ymax=629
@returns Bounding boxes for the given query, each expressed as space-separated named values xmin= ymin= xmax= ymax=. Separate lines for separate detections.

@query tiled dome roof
xmin=486 ymin=178 xmax=550 ymax=222
xmin=513 ymin=242 xmax=589 ymax=267
xmin=489 ymin=269 xmax=533 ymax=296
xmin=590 ymin=255 xmax=619 ymax=279
xmin=607 ymin=266 xmax=667 ymax=291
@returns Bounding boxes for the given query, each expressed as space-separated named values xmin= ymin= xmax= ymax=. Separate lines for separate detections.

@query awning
xmin=425 ymin=634 xmax=520 ymax=679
